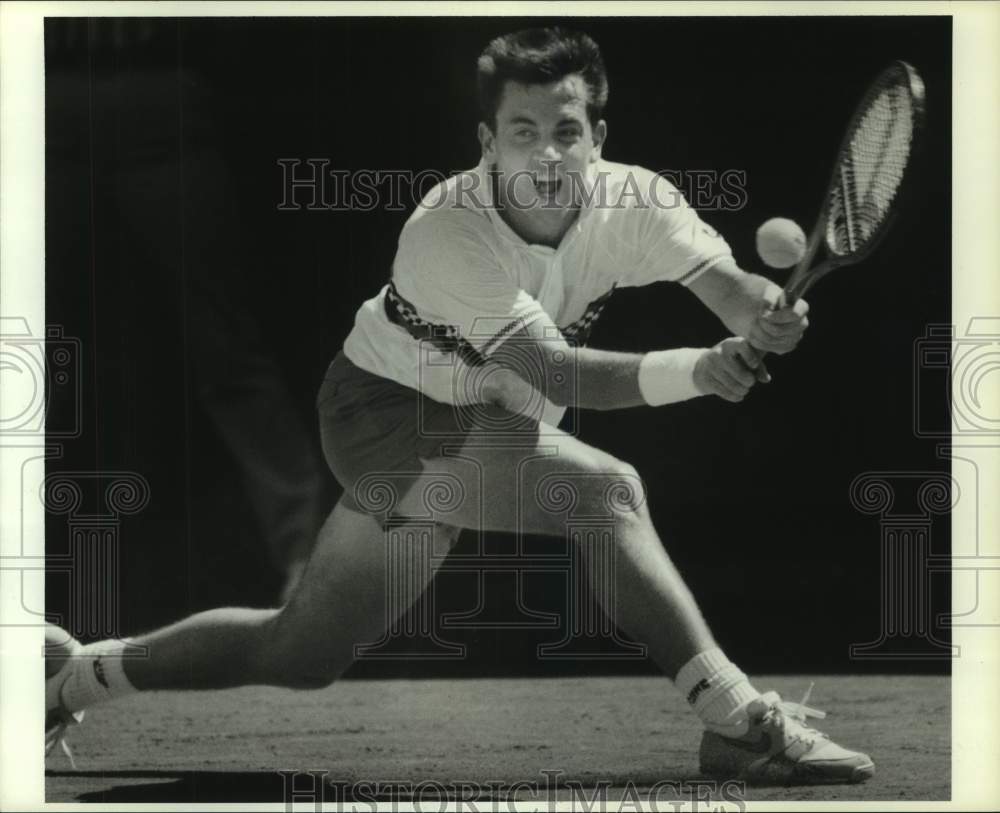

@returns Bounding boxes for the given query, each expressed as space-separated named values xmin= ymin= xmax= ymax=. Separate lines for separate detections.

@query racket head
xmin=824 ymin=60 xmax=926 ymax=262
xmin=784 ymin=61 xmax=926 ymax=303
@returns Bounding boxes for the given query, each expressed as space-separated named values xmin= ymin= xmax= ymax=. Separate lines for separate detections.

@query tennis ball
xmin=756 ymin=217 xmax=807 ymax=269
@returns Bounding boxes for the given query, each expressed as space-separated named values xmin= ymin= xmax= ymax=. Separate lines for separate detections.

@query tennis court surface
xmin=46 ymin=673 xmax=948 ymax=803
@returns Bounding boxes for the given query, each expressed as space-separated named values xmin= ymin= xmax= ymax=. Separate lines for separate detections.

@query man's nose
xmin=534 ymin=142 xmax=562 ymax=163
xmin=535 ymin=141 xmax=562 ymax=161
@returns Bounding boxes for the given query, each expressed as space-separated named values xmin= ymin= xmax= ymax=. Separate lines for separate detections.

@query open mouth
xmin=533 ymin=178 xmax=562 ymax=198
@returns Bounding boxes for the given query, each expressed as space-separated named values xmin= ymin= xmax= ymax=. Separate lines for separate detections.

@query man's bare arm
xmin=480 ymin=318 xmax=766 ymax=415
xmin=686 ymin=258 xmax=809 ymax=355
xmin=481 ymin=321 xmax=645 ymax=411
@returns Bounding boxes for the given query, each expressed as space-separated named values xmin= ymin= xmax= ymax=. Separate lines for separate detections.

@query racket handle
xmin=777 ymin=290 xmax=796 ymax=312
xmin=743 ymin=286 xmax=797 ymax=372
xmin=742 ymin=270 xmax=820 ymax=375
xmin=783 ymin=257 xmax=838 ymax=306
xmin=781 ymin=277 xmax=809 ymax=309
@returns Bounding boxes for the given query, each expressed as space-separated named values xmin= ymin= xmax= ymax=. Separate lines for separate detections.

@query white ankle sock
xmin=674 ymin=647 xmax=760 ymax=734
xmin=59 ymin=640 xmax=139 ymax=713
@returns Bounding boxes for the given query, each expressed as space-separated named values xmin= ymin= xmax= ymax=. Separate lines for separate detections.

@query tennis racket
xmin=780 ymin=60 xmax=926 ymax=308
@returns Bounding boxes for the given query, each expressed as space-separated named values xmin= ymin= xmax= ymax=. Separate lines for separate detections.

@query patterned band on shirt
xmin=384 ymin=282 xmax=488 ymax=367
xmin=561 ymin=284 xmax=617 ymax=345
xmin=384 ymin=280 xmax=618 ymax=362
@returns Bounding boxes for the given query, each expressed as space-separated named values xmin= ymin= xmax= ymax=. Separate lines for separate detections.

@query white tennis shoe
xmin=699 ymin=686 xmax=875 ymax=785
xmin=45 ymin=626 xmax=85 ymax=769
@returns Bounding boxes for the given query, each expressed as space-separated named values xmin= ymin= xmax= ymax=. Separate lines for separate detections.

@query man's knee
xmin=597 ymin=459 xmax=648 ymax=523
xmin=255 ymin=615 xmax=345 ymax=690
xmin=535 ymin=455 xmax=648 ymax=532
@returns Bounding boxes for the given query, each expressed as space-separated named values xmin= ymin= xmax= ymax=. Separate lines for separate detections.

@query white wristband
xmin=637 ymin=348 xmax=709 ymax=406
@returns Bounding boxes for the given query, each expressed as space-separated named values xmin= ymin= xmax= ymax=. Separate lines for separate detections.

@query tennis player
xmin=46 ymin=28 xmax=874 ymax=785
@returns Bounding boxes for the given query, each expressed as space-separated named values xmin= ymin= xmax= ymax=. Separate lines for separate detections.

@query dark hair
xmin=476 ymin=27 xmax=609 ymax=131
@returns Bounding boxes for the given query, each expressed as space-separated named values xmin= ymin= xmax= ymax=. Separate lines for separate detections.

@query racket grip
xmin=781 ymin=280 xmax=806 ymax=309
xmin=744 ymin=287 xmax=796 ymax=370
xmin=740 ymin=279 xmax=809 ymax=375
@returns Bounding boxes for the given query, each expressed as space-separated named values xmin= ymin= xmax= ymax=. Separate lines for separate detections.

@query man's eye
xmin=514 ymin=129 xmax=535 ymax=139
xmin=557 ymin=129 xmax=582 ymax=142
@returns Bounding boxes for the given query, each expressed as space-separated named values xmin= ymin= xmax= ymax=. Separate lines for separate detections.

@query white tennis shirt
xmin=343 ymin=158 xmax=733 ymax=416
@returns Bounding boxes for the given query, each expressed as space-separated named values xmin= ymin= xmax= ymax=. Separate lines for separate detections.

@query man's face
xmin=479 ymin=74 xmax=606 ymax=212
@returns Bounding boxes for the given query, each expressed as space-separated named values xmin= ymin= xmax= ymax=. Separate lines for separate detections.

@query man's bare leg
xmin=51 ymin=496 xmax=460 ymax=698
xmin=53 ymin=427 xmax=718 ymax=696
xmin=47 ymin=425 xmax=874 ymax=784
xmin=414 ymin=431 xmax=718 ymax=676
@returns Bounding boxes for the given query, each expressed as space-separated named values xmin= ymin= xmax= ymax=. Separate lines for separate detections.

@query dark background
xmin=44 ymin=16 xmax=952 ymax=676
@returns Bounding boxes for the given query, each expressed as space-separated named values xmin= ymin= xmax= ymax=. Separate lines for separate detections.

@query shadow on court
xmin=50 ymin=771 xmax=287 ymax=803
xmin=51 ymin=768 xmax=715 ymax=804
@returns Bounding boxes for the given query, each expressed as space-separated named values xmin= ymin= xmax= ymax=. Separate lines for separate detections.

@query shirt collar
xmin=472 ymin=158 xmax=601 ymax=251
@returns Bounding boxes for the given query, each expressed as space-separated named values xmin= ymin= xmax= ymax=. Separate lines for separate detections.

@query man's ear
xmin=478 ymin=122 xmax=497 ymax=161
xmin=590 ymin=120 xmax=608 ymax=162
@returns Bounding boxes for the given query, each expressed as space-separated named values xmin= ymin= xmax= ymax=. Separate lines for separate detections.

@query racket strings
xmin=828 ymin=78 xmax=916 ymax=256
